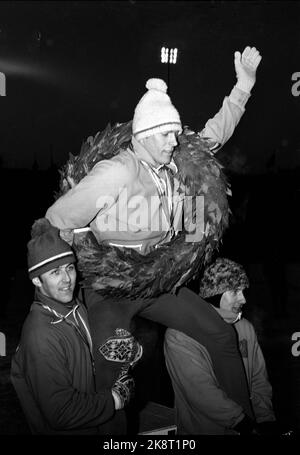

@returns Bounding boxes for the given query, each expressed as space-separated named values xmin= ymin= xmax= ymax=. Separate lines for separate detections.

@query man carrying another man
xmin=45 ymin=47 xmax=262 ymax=429
xmin=11 ymin=219 xmax=140 ymax=434
xmin=164 ymin=258 xmax=278 ymax=435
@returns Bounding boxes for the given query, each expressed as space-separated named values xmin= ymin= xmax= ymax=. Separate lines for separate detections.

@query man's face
xmin=36 ymin=263 xmax=76 ymax=304
xmin=140 ymin=131 xmax=178 ymax=167
xmin=220 ymin=289 xmax=246 ymax=314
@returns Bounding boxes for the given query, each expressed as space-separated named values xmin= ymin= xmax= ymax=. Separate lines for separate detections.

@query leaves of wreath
xmin=55 ymin=121 xmax=230 ymax=299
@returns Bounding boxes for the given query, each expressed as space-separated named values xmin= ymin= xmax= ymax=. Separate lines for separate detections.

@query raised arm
xmin=199 ymin=46 xmax=262 ymax=152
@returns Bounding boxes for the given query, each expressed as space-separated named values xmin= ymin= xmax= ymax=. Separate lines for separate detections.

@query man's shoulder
xmin=165 ymin=329 xmax=211 ymax=364
xmin=165 ymin=328 xmax=200 ymax=349
xmin=238 ymin=317 xmax=254 ymax=329
xmin=92 ymin=147 xmax=139 ymax=178
xmin=20 ymin=306 xmax=59 ymax=343
xmin=236 ymin=317 xmax=256 ymax=337
xmin=165 ymin=327 xmax=189 ymax=340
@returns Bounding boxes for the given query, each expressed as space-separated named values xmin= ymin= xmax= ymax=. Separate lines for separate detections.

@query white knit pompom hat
xmin=132 ymin=78 xmax=182 ymax=140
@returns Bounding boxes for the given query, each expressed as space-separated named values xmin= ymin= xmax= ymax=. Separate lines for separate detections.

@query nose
xmin=62 ymin=270 xmax=71 ymax=283
xmin=169 ymin=132 xmax=178 ymax=147
xmin=238 ymin=291 xmax=246 ymax=304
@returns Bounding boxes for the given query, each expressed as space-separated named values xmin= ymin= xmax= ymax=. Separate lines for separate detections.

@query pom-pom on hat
xmin=27 ymin=218 xmax=76 ymax=280
xmin=132 ymin=78 xmax=182 ymax=140
xmin=199 ymin=258 xmax=249 ymax=299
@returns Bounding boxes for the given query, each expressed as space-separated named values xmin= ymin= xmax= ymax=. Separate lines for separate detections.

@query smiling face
xmin=34 ymin=263 xmax=76 ymax=304
xmin=139 ymin=131 xmax=179 ymax=167
xmin=219 ymin=289 xmax=246 ymax=314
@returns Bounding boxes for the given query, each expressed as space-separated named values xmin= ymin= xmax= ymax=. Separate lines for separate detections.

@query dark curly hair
xmin=199 ymin=258 xmax=249 ymax=299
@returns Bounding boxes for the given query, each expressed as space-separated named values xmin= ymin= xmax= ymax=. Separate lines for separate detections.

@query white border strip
xmin=73 ymin=227 xmax=91 ymax=233
xmin=28 ymin=251 xmax=74 ymax=272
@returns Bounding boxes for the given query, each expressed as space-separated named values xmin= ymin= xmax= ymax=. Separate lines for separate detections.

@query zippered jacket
xmin=164 ymin=310 xmax=275 ymax=435
xmin=11 ymin=290 xmax=115 ymax=435
xmin=46 ymin=86 xmax=250 ymax=254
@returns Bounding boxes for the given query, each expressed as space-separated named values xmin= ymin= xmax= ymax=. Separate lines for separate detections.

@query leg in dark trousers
xmin=83 ymin=289 xmax=148 ymax=435
xmin=139 ymin=287 xmax=254 ymax=419
xmin=83 ymin=289 xmax=150 ymax=434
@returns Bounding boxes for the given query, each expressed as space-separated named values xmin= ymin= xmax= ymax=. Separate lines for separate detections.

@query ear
xmin=32 ymin=277 xmax=42 ymax=288
xmin=219 ymin=292 xmax=228 ymax=308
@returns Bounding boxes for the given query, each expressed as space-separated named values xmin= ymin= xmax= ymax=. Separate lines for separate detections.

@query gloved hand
xmin=111 ymin=373 xmax=135 ymax=410
xmin=233 ymin=415 xmax=256 ymax=435
xmin=234 ymin=46 xmax=262 ymax=94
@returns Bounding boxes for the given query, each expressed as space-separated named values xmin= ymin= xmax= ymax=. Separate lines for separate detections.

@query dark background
xmin=1 ymin=0 xmax=300 ymax=436
xmin=0 ymin=0 xmax=300 ymax=170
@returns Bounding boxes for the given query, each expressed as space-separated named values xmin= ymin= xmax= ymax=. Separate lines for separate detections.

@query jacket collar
xmin=131 ymin=136 xmax=178 ymax=174
xmin=212 ymin=305 xmax=242 ymax=324
xmin=34 ymin=288 xmax=78 ymax=317
xmin=33 ymin=288 xmax=93 ymax=354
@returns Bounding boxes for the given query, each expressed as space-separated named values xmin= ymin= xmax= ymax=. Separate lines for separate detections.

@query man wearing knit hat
xmin=164 ymin=258 xmax=278 ymax=435
xmin=45 ymin=47 xmax=262 ymax=427
xmin=47 ymin=46 xmax=261 ymax=252
xmin=10 ymin=218 xmax=138 ymax=435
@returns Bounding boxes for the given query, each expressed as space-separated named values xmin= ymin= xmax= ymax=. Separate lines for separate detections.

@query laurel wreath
xmin=56 ymin=121 xmax=230 ymax=299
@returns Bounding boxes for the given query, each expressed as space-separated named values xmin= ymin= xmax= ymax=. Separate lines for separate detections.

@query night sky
xmin=0 ymin=0 xmax=300 ymax=170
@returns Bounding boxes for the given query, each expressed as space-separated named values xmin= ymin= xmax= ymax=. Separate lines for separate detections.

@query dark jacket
xmin=10 ymin=290 xmax=115 ymax=435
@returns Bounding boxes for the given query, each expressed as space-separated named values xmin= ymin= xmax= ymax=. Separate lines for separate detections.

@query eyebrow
xmin=164 ymin=131 xmax=179 ymax=136
xmin=51 ymin=263 xmax=74 ymax=272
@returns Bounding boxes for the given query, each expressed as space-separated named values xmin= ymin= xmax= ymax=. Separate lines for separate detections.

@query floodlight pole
xmin=161 ymin=47 xmax=178 ymax=96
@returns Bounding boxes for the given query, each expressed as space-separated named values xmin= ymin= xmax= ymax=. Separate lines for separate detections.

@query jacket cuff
xmin=228 ymin=85 xmax=251 ymax=112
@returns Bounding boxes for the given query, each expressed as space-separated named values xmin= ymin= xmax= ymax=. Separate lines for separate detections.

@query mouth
xmin=234 ymin=305 xmax=243 ymax=313
xmin=60 ymin=287 xmax=72 ymax=293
